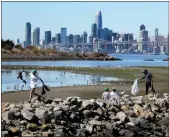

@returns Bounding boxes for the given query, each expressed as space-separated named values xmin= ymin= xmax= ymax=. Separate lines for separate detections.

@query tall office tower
xmin=25 ymin=22 xmax=31 ymax=46
xmin=68 ymin=34 xmax=74 ymax=44
xmin=81 ymin=31 xmax=88 ymax=43
xmin=95 ymin=11 xmax=102 ymax=29
xmin=33 ymin=27 xmax=40 ymax=45
xmin=91 ymin=23 xmax=97 ymax=37
xmin=139 ymin=28 xmax=149 ymax=52
xmin=98 ymin=29 xmax=104 ymax=39
xmin=73 ymin=35 xmax=81 ymax=44
xmin=45 ymin=31 xmax=52 ymax=44
xmin=61 ymin=28 xmax=67 ymax=44
xmin=55 ymin=33 xmax=61 ymax=43
xmin=89 ymin=35 xmax=93 ymax=43
xmin=140 ymin=24 xmax=145 ymax=31
xmin=112 ymin=33 xmax=119 ymax=41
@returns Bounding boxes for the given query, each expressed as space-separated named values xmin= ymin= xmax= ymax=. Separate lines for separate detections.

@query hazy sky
xmin=2 ymin=2 xmax=168 ymax=42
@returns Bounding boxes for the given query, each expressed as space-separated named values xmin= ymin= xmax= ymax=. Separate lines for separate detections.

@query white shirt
xmin=102 ymin=92 xmax=111 ymax=100
xmin=109 ymin=90 xmax=126 ymax=101
xmin=30 ymin=73 xmax=40 ymax=88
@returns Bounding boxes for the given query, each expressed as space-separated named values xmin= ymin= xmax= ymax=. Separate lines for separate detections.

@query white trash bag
xmin=131 ymin=79 xmax=139 ymax=95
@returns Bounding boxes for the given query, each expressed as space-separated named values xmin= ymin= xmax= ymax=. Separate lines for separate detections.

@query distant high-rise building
xmin=91 ymin=23 xmax=97 ymax=37
xmin=68 ymin=34 xmax=74 ymax=44
xmin=33 ymin=27 xmax=40 ymax=45
xmin=52 ymin=37 xmax=56 ymax=42
xmin=16 ymin=39 xmax=20 ymax=45
xmin=25 ymin=22 xmax=31 ymax=46
xmin=140 ymin=24 xmax=145 ymax=31
xmin=139 ymin=30 xmax=149 ymax=52
xmin=89 ymin=35 xmax=93 ymax=43
xmin=74 ymin=35 xmax=81 ymax=44
xmin=45 ymin=31 xmax=51 ymax=44
xmin=55 ymin=33 xmax=61 ymax=43
xmin=40 ymin=39 xmax=45 ymax=45
xmin=61 ymin=28 xmax=67 ymax=44
xmin=98 ymin=29 xmax=104 ymax=39
xmin=82 ymin=31 xmax=88 ymax=43
xmin=95 ymin=11 xmax=102 ymax=29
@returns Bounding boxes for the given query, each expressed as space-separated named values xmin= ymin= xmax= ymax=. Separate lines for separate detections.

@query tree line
xmin=2 ymin=39 xmax=22 ymax=50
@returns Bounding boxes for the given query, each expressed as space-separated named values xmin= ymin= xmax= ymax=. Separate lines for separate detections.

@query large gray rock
xmin=1 ymin=131 xmax=9 ymax=137
xmin=116 ymin=111 xmax=127 ymax=122
xmin=35 ymin=108 xmax=51 ymax=124
xmin=82 ymin=100 xmax=94 ymax=110
xmin=21 ymin=109 xmax=37 ymax=121
xmin=88 ymin=120 xmax=102 ymax=126
xmin=61 ymin=105 xmax=70 ymax=112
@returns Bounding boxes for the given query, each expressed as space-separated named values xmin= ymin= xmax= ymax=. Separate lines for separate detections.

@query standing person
xmin=139 ymin=69 xmax=156 ymax=95
xmin=26 ymin=69 xmax=45 ymax=103
xmin=109 ymin=87 xmax=127 ymax=104
xmin=102 ymin=88 xmax=111 ymax=100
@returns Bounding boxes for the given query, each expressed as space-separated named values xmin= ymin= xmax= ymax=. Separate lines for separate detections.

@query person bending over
xmin=139 ymin=69 xmax=156 ymax=95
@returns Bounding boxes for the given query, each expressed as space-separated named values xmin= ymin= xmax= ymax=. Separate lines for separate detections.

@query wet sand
xmin=2 ymin=82 xmax=169 ymax=103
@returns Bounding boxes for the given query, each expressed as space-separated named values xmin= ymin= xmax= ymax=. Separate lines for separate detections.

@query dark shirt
xmin=142 ymin=72 xmax=153 ymax=83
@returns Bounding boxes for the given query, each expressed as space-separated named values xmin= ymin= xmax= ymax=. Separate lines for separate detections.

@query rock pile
xmin=1 ymin=93 xmax=169 ymax=137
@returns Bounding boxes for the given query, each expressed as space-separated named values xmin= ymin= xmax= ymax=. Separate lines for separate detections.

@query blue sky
xmin=2 ymin=2 xmax=168 ymax=42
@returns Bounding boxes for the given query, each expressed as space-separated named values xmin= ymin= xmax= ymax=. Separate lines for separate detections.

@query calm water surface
xmin=2 ymin=70 xmax=121 ymax=92
xmin=2 ymin=54 xmax=168 ymax=67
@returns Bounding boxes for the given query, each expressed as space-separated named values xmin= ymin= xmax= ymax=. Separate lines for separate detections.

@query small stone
xmin=26 ymin=123 xmax=38 ymax=131
xmin=97 ymin=107 xmax=104 ymax=115
xmin=88 ymin=120 xmax=101 ymax=126
xmin=86 ymin=124 xmax=93 ymax=133
xmin=41 ymin=124 xmax=53 ymax=131
xmin=10 ymin=127 xmax=20 ymax=133
xmin=61 ymin=105 xmax=70 ymax=112
xmin=116 ymin=111 xmax=127 ymax=122
xmin=125 ymin=130 xmax=134 ymax=137
xmin=154 ymin=131 xmax=163 ymax=136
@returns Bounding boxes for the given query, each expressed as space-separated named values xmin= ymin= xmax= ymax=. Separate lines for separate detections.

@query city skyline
xmin=2 ymin=2 xmax=168 ymax=42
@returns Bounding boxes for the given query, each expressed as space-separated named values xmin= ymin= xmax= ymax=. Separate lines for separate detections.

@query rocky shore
xmin=2 ymin=48 xmax=121 ymax=61
xmin=2 ymin=93 xmax=169 ymax=137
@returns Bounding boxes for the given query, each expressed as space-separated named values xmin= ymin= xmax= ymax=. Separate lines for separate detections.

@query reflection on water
xmin=2 ymin=69 xmax=121 ymax=92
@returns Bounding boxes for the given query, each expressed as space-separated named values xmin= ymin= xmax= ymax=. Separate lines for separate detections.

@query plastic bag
xmin=131 ymin=79 xmax=139 ymax=95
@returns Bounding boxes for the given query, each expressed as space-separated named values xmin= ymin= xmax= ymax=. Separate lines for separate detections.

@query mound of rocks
xmin=1 ymin=93 xmax=169 ymax=137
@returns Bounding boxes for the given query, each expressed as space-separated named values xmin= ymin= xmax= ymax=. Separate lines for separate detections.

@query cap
xmin=104 ymin=88 xmax=109 ymax=91
xmin=32 ymin=69 xmax=37 ymax=73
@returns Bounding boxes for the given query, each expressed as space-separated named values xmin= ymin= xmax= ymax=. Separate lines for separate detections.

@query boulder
xmin=116 ymin=111 xmax=127 ymax=122
xmin=26 ymin=123 xmax=38 ymax=131
xmin=35 ymin=108 xmax=51 ymax=124
xmin=82 ymin=100 xmax=94 ymax=110
xmin=21 ymin=109 xmax=38 ymax=121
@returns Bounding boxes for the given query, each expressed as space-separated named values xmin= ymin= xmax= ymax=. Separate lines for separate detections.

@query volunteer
xmin=102 ymin=88 xmax=111 ymax=100
xmin=139 ymin=69 xmax=156 ymax=95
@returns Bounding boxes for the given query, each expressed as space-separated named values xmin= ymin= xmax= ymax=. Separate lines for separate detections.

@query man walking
xmin=140 ymin=69 xmax=156 ymax=95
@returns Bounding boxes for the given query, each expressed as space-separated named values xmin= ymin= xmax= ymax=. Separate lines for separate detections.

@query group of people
xmin=102 ymin=87 xmax=127 ymax=103
xmin=18 ymin=68 xmax=155 ymax=103
xmin=102 ymin=69 xmax=156 ymax=102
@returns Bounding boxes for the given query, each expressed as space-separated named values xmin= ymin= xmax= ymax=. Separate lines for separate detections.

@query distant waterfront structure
xmin=45 ymin=31 xmax=52 ymax=44
xmin=91 ymin=23 xmax=97 ymax=38
xmin=25 ymin=22 xmax=31 ymax=46
xmin=52 ymin=37 xmax=56 ymax=42
xmin=33 ymin=27 xmax=40 ymax=45
xmin=61 ymin=28 xmax=67 ymax=44
xmin=55 ymin=33 xmax=61 ymax=43
xmin=82 ymin=31 xmax=88 ymax=43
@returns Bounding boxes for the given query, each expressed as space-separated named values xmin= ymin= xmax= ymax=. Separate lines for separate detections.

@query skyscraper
xmin=140 ymin=24 xmax=145 ymax=31
xmin=16 ymin=39 xmax=20 ymax=45
xmin=82 ymin=31 xmax=88 ymax=43
xmin=91 ymin=23 xmax=97 ymax=37
xmin=73 ymin=35 xmax=81 ymax=44
xmin=25 ymin=22 xmax=31 ymax=46
xmin=33 ymin=27 xmax=40 ymax=45
xmin=55 ymin=33 xmax=61 ymax=43
xmin=139 ymin=29 xmax=149 ymax=52
xmin=68 ymin=34 xmax=74 ymax=44
xmin=45 ymin=31 xmax=51 ymax=44
xmin=95 ymin=11 xmax=102 ymax=29
xmin=61 ymin=28 xmax=67 ymax=44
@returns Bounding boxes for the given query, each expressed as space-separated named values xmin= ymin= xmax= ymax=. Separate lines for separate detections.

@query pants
xmin=146 ymin=82 xmax=151 ymax=95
